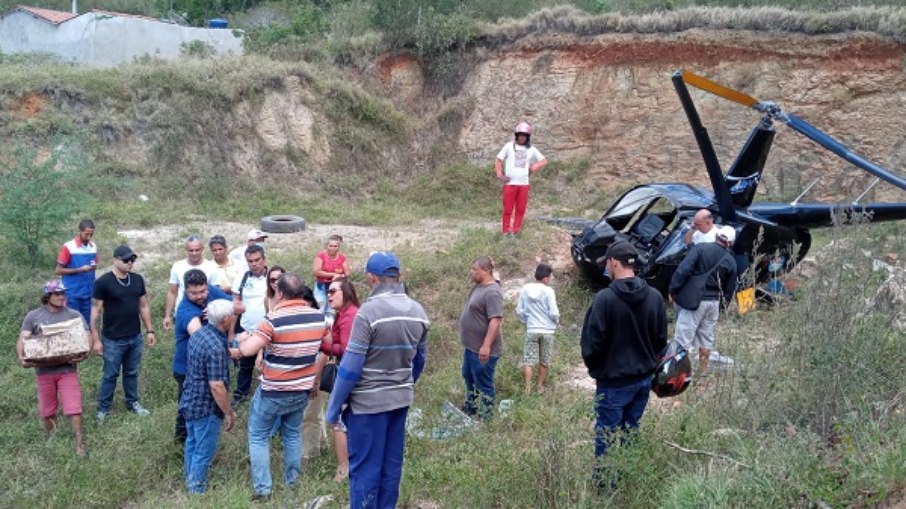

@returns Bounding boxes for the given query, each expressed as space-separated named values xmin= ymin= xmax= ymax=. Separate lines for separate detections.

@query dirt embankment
xmin=8 ymin=30 xmax=906 ymax=202
xmin=382 ymin=30 xmax=906 ymax=201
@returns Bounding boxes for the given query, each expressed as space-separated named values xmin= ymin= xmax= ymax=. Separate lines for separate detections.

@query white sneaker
xmin=130 ymin=402 xmax=151 ymax=416
xmin=708 ymin=351 xmax=735 ymax=366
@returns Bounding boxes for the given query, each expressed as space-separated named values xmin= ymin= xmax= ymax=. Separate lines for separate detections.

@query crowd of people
xmin=15 ymin=121 xmax=743 ymax=505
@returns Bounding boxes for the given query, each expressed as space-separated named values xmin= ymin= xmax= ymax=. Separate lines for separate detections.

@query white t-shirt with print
xmin=497 ymin=142 xmax=545 ymax=186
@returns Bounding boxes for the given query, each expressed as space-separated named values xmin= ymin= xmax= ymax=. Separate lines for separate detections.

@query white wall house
xmin=0 ymin=5 xmax=244 ymax=67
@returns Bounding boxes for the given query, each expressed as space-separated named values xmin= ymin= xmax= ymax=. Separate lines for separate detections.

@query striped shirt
xmin=252 ymin=299 xmax=325 ymax=396
xmin=347 ymin=282 xmax=430 ymax=414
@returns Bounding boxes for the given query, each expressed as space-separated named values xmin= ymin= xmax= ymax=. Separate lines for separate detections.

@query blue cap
xmin=365 ymin=251 xmax=401 ymax=277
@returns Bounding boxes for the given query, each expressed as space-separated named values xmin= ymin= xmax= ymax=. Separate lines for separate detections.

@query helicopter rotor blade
xmin=784 ymin=113 xmax=906 ymax=192
xmin=681 ymin=70 xmax=760 ymax=109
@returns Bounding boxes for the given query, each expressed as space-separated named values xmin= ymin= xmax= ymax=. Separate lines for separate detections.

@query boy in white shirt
xmin=516 ymin=263 xmax=559 ymax=394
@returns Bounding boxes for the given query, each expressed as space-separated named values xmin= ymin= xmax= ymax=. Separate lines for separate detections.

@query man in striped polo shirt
xmin=231 ymin=273 xmax=325 ymax=501
xmin=326 ymin=251 xmax=429 ymax=509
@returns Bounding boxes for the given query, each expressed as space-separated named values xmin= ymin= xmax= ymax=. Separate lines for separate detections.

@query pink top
xmin=321 ymin=304 xmax=358 ymax=357
xmin=316 ymin=251 xmax=347 ymax=283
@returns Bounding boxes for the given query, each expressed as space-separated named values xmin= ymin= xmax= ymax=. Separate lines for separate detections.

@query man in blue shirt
xmin=55 ymin=219 xmax=98 ymax=326
xmin=173 ymin=269 xmax=241 ymax=444
xmin=179 ymin=299 xmax=236 ymax=494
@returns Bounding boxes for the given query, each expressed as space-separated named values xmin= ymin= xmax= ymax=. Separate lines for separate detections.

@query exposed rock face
xmin=452 ymin=31 xmax=906 ymax=201
xmin=247 ymin=75 xmax=331 ymax=171
xmin=377 ymin=53 xmax=425 ymax=104
xmin=9 ymin=29 xmax=904 ymax=202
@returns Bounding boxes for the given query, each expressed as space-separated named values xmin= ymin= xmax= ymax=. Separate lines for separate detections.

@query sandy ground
xmin=117 ymin=217 xmax=499 ymax=274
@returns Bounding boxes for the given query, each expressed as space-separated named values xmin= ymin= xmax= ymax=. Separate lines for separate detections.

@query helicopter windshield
xmin=606 ymin=187 xmax=663 ymax=219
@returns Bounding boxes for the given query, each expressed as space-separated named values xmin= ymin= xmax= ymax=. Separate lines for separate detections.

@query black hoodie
xmin=580 ymin=276 xmax=667 ymax=387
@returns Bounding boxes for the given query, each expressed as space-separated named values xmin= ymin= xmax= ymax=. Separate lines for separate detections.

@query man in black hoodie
xmin=669 ymin=225 xmax=738 ymax=375
xmin=581 ymin=240 xmax=667 ymax=482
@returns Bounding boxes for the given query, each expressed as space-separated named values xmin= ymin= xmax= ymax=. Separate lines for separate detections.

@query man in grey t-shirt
xmin=459 ymin=255 xmax=505 ymax=419
xmin=325 ymin=251 xmax=429 ymax=509
xmin=16 ymin=280 xmax=89 ymax=456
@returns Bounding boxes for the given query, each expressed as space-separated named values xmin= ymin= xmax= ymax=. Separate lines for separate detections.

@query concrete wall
xmin=0 ymin=11 xmax=243 ymax=66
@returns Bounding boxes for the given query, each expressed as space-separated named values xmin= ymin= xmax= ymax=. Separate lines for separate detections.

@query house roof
xmin=7 ymin=5 xmax=159 ymax=25
xmin=13 ymin=5 xmax=77 ymax=25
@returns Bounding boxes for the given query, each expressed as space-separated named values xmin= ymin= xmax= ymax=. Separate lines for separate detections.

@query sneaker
xmin=96 ymin=411 xmax=108 ymax=424
xmin=130 ymin=402 xmax=151 ymax=416
xmin=708 ymin=351 xmax=736 ymax=366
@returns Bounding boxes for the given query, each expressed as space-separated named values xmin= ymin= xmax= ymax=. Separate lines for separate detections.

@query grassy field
xmin=1 ymin=202 xmax=906 ymax=508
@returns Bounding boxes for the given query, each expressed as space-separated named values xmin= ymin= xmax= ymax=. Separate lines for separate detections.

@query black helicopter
xmin=571 ymin=69 xmax=906 ymax=294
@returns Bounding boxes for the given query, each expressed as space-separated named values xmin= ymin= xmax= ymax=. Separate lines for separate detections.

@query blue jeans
xmin=68 ymin=295 xmax=92 ymax=328
xmin=174 ymin=373 xmax=187 ymax=442
xmin=247 ymin=388 xmax=309 ymax=496
xmin=233 ymin=354 xmax=256 ymax=403
xmin=461 ymin=349 xmax=499 ymax=420
xmin=345 ymin=406 xmax=409 ymax=509
xmin=184 ymin=414 xmax=223 ymax=494
xmin=97 ymin=334 xmax=143 ymax=413
xmin=594 ymin=376 xmax=652 ymax=461
xmin=314 ymin=282 xmax=329 ymax=312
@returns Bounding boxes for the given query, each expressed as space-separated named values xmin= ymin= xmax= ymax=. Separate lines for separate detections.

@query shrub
xmin=179 ymin=39 xmax=216 ymax=58
xmin=0 ymin=141 xmax=101 ymax=266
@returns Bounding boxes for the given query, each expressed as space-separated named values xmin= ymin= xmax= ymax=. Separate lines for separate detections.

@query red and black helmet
xmin=652 ymin=341 xmax=693 ymax=398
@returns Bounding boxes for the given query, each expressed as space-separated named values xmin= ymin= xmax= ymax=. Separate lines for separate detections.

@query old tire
xmin=260 ymin=215 xmax=306 ymax=234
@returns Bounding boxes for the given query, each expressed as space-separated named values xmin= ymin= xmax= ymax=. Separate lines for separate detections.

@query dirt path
xmin=117 ymin=217 xmax=499 ymax=273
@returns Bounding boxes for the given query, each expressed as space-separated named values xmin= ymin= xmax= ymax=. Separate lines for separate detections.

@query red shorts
xmin=36 ymin=371 xmax=83 ymax=418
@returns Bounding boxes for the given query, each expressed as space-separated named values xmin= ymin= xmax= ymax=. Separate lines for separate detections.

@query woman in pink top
xmin=312 ymin=234 xmax=351 ymax=311
xmin=321 ymin=277 xmax=359 ymax=481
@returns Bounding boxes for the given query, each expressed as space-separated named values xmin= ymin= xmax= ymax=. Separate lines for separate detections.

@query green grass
xmin=2 ymin=211 xmax=906 ymax=508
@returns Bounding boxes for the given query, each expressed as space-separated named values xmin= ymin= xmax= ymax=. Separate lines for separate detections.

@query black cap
xmin=113 ymin=245 xmax=136 ymax=260
xmin=603 ymin=240 xmax=637 ymax=264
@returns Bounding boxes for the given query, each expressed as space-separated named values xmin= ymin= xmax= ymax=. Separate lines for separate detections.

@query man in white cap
xmin=669 ymin=225 xmax=738 ymax=375
xmin=230 ymin=229 xmax=268 ymax=274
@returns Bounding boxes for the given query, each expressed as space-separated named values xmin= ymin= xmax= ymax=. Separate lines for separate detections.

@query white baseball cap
xmin=246 ymin=229 xmax=269 ymax=241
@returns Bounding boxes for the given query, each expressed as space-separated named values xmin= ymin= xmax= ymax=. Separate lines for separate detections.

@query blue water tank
xmin=207 ymin=18 xmax=228 ymax=29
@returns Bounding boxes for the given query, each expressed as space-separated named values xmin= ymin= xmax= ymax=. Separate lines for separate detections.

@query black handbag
xmin=320 ymin=360 xmax=338 ymax=393
xmin=674 ymin=252 xmax=729 ymax=311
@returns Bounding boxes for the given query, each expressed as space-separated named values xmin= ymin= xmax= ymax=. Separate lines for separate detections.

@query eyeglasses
xmin=51 ymin=291 xmax=66 ymax=296
xmin=120 ymin=258 xmax=136 ymax=264
xmin=327 ymin=288 xmax=340 ymax=295
xmin=269 ymin=277 xmax=281 ymax=282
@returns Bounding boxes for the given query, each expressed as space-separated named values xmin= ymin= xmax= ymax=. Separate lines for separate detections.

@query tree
xmin=0 ymin=142 xmax=96 ymax=266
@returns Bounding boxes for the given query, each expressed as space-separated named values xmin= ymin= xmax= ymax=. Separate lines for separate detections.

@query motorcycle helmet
xmin=514 ymin=121 xmax=533 ymax=135
xmin=652 ymin=341 xmax=693 ymax=398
